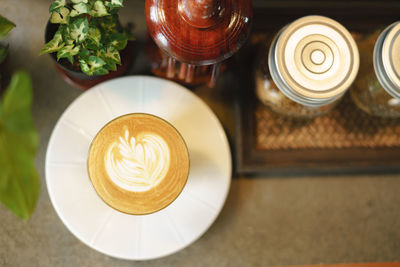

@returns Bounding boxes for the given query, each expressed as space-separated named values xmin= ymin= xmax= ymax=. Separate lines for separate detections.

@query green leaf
xmin=98 ymin=46 xmax=120 ymax=72
xmin=78 ymin=49 xmax=90 ymax=60
xmin=39 ymin=30 xmax=65 ymax=55
xmin=91 ymin=1 xmax=109 ymax=17
xmin=60 ymin=25 xmax=74 ymax=45
xmin=71 ymin=0 xmax=88 ymax=3
xmin=79 ymin=59 xmax=91 ymax=75
xmin=0 ymin=15 xmax=16 ymax=39
xmin=112 ymin=0 xmax=123 ymax=5
xmin=93 ymin=67 xmax=109 ymax=75
xmin=68 ymin=17 xmax=88 ymax=43
xmin=79 ymin=55 xmax=106 ymax=75
xmin=95 ymin=14 xmax=118 ymax=33
xmin=108 ymin=33 xmax=127 ymax=50
xmin=49 ymin=0 xmax=66 ymax=13
xmin=57 ymin=44 xmax=80 ymax=60
xmin=0 ymin=71 xmax=39 ymax=220
xmin=85 ymin=26 xmax=101 ymax=49
xmin=123 ymin=26 xmax=135 ymax=42
xmin=102 ymin=46 xmax=120 ymax=64
xmin=88 ymin=55 xmax=106 ymax=69
xmin=70 ymin=2 xmax=90 ymax=17
xmin=106 ymin=0 xmax=123 ymax=7
xmin=66 ymin=56 xmax=74 ymax=64
xmin=50 ymin=7 xmax=70 ymax=24
xmin=0 ymin=45 xmax=8 ymax=64
xmin=103 ymin=61 xmax=116 ymax=71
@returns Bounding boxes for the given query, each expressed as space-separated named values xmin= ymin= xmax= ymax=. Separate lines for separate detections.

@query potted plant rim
xmin=40 ymin=0 xmax=134 ymax=89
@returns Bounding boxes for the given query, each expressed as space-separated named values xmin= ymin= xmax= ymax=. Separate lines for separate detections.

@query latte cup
xmin=87 ymin=113 xmax=190 ymax=215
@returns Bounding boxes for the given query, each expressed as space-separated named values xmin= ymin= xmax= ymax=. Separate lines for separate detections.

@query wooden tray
xmin=234 ymin=3 xmax=400 ymax=175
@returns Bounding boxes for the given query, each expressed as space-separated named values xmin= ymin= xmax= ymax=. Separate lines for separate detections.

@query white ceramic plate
xmin=45 ymin=76 xmax=231 ymax=260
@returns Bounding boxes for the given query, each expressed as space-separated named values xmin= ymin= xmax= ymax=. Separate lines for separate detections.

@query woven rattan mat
xmin=255 ymin=96 xmax=400 ymax=150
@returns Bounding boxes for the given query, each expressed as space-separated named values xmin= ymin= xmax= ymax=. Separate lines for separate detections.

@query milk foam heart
xmin=105 ymin=129 xmax=170 ymax=192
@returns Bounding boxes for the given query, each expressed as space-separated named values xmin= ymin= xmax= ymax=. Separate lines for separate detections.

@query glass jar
xmin=350 ymin=23 xmax=400 ymax=118
xmin=255 ymin=15 xmax=359 ymax=118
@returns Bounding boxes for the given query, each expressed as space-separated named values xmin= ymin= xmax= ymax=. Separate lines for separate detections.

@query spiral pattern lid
xmin=374 ymin=21 xmax=400 ymax=99
xmin=269 ymin=15 xmax=359 ymax=106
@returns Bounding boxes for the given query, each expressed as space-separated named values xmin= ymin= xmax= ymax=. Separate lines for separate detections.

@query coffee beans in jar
xmin=256 ymin=15 xmax=359 ymax=118
xmin=350 ymin=22 xmax=400 ymax=118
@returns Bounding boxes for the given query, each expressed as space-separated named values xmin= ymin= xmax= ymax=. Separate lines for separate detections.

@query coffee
xmin=87 ymin=113 xmax=190 ymax=215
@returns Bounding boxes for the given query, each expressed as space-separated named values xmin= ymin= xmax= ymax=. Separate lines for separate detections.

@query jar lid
xmin=145 ymin=0 xmax=252 ymax=65
xmin=269 ymin=15 xmax=359 ymax=106
xmin=374 ymin=22 xmax=400 ymax=99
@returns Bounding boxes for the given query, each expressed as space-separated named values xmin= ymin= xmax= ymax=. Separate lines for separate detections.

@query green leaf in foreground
xmin=0 ymin=15 xmax=16 ymax=39
xmin=0 ymin=71 xmax=39 ymax=220
xmin=0 ymin=44 xmax=8 ymax=64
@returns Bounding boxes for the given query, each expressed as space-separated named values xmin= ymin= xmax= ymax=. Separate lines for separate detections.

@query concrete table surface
xmin=0 ymin=1 xmax=399 ymax=266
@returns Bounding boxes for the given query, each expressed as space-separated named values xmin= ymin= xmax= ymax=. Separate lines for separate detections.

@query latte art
xmin=88 ymin=113 xmax=189 ymax=215
xmin=105 ymin=129 xmax=171 ymax=192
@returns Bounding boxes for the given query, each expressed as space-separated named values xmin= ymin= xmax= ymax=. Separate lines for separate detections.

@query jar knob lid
xmin=178 ymin=0 xmax=225 ymax=29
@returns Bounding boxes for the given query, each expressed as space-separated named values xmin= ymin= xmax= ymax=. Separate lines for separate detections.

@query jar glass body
xmin=255 ymin=41 xmax=339 ymax=119
xmin=350 ymin=31 xmax=400 ymax=118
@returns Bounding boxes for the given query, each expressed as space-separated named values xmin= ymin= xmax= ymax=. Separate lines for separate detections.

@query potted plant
xmin=0 ymin=15 xmax=39 ymax=220
xmin=40 ymin=0 xmax=134 ymax=89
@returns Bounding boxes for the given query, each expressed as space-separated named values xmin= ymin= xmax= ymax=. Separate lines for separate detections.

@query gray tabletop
xmin=1 ymin=1 xmax=399 ymax=266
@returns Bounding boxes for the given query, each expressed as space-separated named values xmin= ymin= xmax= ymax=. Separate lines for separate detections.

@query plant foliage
xmin=0 ymin=15 xmax=16 ymax=64
xmin=40 ymin=0 xmax=133 ymax=76
xmin=0 ymin=71 xmax=39 ymax=220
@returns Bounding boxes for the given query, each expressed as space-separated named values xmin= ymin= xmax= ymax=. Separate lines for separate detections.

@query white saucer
xmin=45 ymin=76 xmax=231 ymax=260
